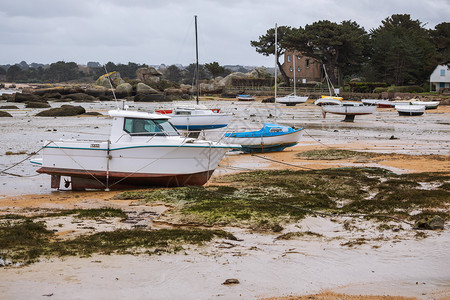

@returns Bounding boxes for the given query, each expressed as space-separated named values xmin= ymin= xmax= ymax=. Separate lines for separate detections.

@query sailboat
xmin=314 ymin=65 xmax=343 ymax=106
xmin=224 ymin=23 xmax=303 ymax=153
xmin=318 ymin=65 xmax=375 ymax=122
xmin=155 ymin=16 xmax=232 ymax=132
xmin=276 ymin=53 xmax=308 ymax=106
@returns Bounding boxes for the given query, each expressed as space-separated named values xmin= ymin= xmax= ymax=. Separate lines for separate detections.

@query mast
xmin=195 ymin=15 xmax=199 ymax=105
xmin=323 ymin=64 xmax=335 ymax=96
xmin=293 ymin=53 xmax=296 ymax=96
xmin=274 ymin=23 xmax=277 ymax=124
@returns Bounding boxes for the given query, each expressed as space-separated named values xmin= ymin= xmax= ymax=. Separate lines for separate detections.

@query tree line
xmin=251 ymin=14 xmax=449 ymax=87
xmin=0 ymin=60 xmax=236 ymax=84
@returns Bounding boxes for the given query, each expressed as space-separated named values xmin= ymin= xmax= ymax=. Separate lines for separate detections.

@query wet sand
xmin=0 ymin=98 xmax=449 ymax=299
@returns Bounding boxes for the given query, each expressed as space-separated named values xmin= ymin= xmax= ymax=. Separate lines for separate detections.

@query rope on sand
xmin=0 ymin=141 xmax=52 ymax=177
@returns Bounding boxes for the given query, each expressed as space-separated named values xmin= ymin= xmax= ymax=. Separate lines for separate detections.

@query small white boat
xmin=276 ymin=57 xmax=308 ymax=106
xmin=322 ymin=102 xmax=376 ymax=122
xmin=314 ymin=96 xmax=343 ymax=106
xmin=276 ymin=94 xmax=308 ymax=106
xmin=410 ymin=101 xmax=439 ymax=110
xmin=395 ymin=104 xmax=425 ymax=116
xmin=236 ymin=94 xmax=256 ymax=101
xmin=361 ymin=99 xmax=395 ymax=108
xmin=32 ymin=109 xmax=239 ymax=190
xmin=155 ymin=105 xmax=232 ymax=131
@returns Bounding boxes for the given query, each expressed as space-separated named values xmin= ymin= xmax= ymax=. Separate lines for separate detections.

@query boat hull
xmin=398 ymin=111 xmax=425 ymax=116
xmin=410 ymin=101 xmax=439 ymax=109
xmin=395 ymin=105 xmax=425 ymax=116
xmin=36 ymin=139 xmax=234 ymax=190
xmin=169 ymin=114 xmax=233 ymax=130
xmin=276 ymin=95 xmax=308 ymax=106
xmin=236 ymin=95 xmax=255 ymax=101
xmin=225 ymin=129 xmax=303 ymax=153
xmin=322 ymin=105 xmax=376 ymax=115
xmin=361 ymin=99 xmax=395 ymax=108
xmin=37 ymin=167 xmax=214 ymax=189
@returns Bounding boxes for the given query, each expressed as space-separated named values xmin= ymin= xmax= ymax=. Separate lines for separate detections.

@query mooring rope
xmin=0 ymin=141 xmax=52 ymax=177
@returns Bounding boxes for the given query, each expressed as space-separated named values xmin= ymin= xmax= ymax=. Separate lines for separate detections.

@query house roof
xmin=430 ymin=64 xmax=450 ymax=83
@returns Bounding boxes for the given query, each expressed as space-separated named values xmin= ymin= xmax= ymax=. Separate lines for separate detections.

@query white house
xmin=430 ymin=64 xmax=450 ymax=92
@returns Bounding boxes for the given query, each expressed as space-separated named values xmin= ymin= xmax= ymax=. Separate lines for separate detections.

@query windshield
xmin=154 ymin=119 xmax=179 ymax=136
xmin=124 ymin=118 xmax=179 ymax=136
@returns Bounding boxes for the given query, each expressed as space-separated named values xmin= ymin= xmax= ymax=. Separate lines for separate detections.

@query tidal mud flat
xmin=0 ymin=98 xmax=449 ymax=299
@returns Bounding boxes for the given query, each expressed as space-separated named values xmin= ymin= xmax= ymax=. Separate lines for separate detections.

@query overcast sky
xmin=0 ymin=0 xmax=448 ymax=67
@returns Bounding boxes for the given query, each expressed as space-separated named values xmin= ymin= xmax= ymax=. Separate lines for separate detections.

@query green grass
xmin=115 ymin=168 xmax=449 ymax=229
xmin=0 ymin=220 xmax=53 ymax=262
xmin=0 ymin=220 xmax=235 ymax=264
xmin=0 ymin=208 xmax=127 ymax=220
xmin=296 ymin=149 xmax=376 ymax=160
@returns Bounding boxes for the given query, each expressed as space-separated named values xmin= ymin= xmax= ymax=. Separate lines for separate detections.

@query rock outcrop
xmin=115 ymin=83 xmax=133 ymax=98
xmin=136 ymin=67 xmax=163 ymax=84
xmin=0 ymin=111 xmax=13 ymax=117
xmin=136 ymin=83 xmax=159 ymax=95
xmin=25 ymin=102 xmax=51 ymax=108
xmin=415 ymin=215 xmax=445 ymax=230
xmin=62 ymin=93 xmax=97 ymax=102
xmin=95 ymin=72 xmax=125 ymax=88
xmin=134 ymin=82 xmax=167 ymax=102
xmin=85 ymin=86 xmax=107 ymax=97
xmin=13 ymin=93 xmax=44 ymax=103
xmin=36 ymin=105 xmax=86 ymax=117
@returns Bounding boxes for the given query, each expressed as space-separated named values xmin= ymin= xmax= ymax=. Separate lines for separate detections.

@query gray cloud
xmin=0 ymin=0 xmax=448 ymax=66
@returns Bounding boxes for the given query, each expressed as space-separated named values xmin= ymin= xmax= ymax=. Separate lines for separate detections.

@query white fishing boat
xmin=322 ymin=102 xmax=376 ymax=122
xmin=224 ymin=23 xmax=303 ymax=153
xmin=395 ymin=104 xmax=425 ymax=116
xmin=156 ymin=16 xmax=232 ymax=131
xmin=155 ymin=105 xmax=233 ymax=131
xmin=276 ymin=56 xmax=308 ymax=106
xmin=410 ymin=100 xmax=439 ymax=109
xmin=361 ymin=99 xmax=395 ymax=108
xmin=31 ymin=109 xmax=239 ymax=190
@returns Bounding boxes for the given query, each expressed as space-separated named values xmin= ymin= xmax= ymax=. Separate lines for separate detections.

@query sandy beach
xmin=0 ymin=98 xmax=449 ymax=299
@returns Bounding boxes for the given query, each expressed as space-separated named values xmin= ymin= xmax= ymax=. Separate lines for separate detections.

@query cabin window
xmin=123 ymin=118 xmax=178 ymax=136
xmin=270 ymin=128 xmax=282 ymax=133
xmin=441 ymin=69 xmax=445 ymax=76
xmin=175 ymin=111 xmax=191 ymax=115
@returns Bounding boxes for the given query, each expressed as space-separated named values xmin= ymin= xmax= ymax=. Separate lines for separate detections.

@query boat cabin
xmin=109 ymin=110 xmax=179 ymax=142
